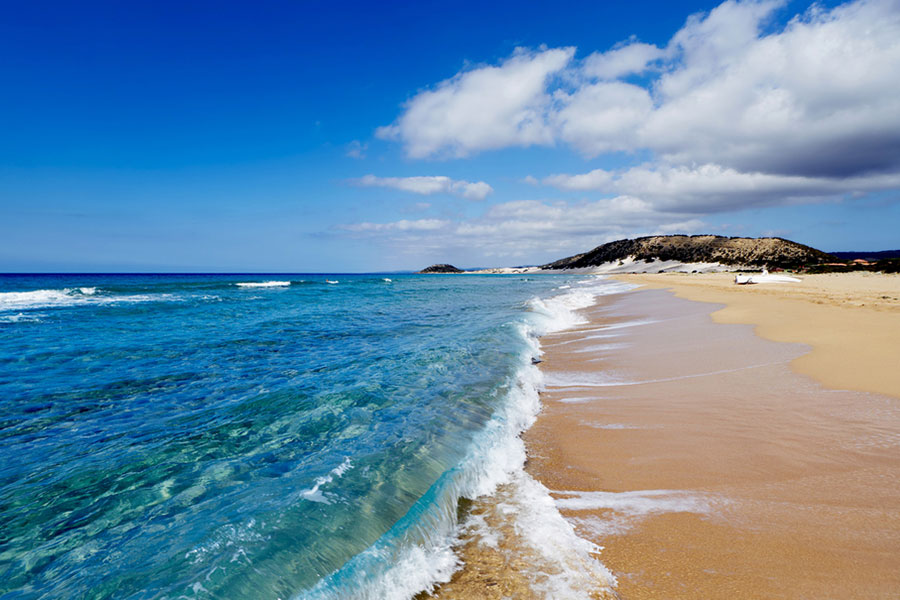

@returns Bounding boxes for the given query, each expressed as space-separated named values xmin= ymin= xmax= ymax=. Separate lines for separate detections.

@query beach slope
xmin=615 ymin=272 xmax=900 ymax=398
xmin=525 ymin=272 xmax=900 ymax=598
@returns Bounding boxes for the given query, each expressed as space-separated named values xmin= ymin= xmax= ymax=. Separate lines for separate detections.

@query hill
xmin=419 ymin=264 xmax=464 ymax=274
xmin=541 ymin=235 xmax=835 ymax=270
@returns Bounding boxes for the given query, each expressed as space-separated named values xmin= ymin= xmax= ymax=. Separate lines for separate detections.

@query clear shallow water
xmin=0 ymin=273 xmax=625 ymax=599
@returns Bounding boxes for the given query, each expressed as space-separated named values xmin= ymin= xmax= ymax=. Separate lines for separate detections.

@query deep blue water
xmin=0 ymin=273 xmax=601 ymax=599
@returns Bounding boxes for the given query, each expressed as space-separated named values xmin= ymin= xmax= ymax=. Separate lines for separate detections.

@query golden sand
xmin=616 ymin=272 xmax=900 ymax=399
xmin=526 ymin=275 xmax=900 ymax=599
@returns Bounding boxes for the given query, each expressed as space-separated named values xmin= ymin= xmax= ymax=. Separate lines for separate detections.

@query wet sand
xmin=526 ymin=285 xmax=900 ymax=598
xmin=615 ymin=272 xmax=900 ymax=399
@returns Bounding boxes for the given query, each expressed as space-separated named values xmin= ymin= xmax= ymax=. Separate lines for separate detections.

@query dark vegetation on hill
xmin=541 ymin=235 xmax=835 ymax=270
xmin=807 ymin=259 xmax=900 ymax=274
xmin=418 ymin=264 xmax=463 ymax=274
xmin=831 ymin=250 xmax=900 ymax=261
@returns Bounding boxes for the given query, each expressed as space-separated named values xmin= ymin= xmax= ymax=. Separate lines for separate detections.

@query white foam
xmin=0 ymin=289 xmax=87 ymax=311
xmin=526 ymin=278 xmax=635 ymax=337
xmin=0 ymin=313 xmax=44 ymax=323
xmin=557 ymin=397 xmax=597 ymax=404
xmin=326 ymin=280 xmax=339 ymax=284
xmin=298 ymin=457 xmax=353 ymax=505
xmin=544 ymin=371 xmax=625 ymax=388
xmin=545 ymin=361 xmax=784 ymax=388
xmin=383 ymin=278 xmax=392 ymax=282
xmin=234 ymin=281 xmax=291 ymax=288
xmin=554 ymin=489 xmax=711 ymax=517
xmin=462 ymin=472 xmax=618 ymax=598
xmin=571 ymin=342 xmax=629 ymax=354
xmin=585 ymin=318 xmax=659 ymax=332
xmin=549 ymin=332 xmax=622 ymax=347
xmin=0 ymin=288 xmax=172 ymax=312
xmin=571 ymin=515 xmax=633 ymax=537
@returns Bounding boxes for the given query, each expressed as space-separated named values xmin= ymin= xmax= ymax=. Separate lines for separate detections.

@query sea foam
xmin=235 ymin=281 xmax=291 ymax=288
xmin=300 ymin=276 xmax=633 ymax=599
xmin=556 ymin=489 xmax=715 ymax=538
xmin=298 ymin=458 xmax=354 ymax=505
xmin=0 ymin=288 xmax=95 ymax=311
xmin=0 ymin=287 xmax=196 ymax=315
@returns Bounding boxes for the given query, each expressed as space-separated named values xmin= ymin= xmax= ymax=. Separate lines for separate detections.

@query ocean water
xmin=0 ymin=273 xmax=629 ymax=599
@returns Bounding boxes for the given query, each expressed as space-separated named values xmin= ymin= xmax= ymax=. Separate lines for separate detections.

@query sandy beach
xmin=524 ymin=272 xmax=900 ymax=598
xmin=617 ymin=272 xmax=900 ymax=398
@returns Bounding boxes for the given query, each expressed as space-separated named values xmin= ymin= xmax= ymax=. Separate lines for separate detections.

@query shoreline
xmin=612 ymin=272 xmax=900 ymax=399
xmin=524 ymin=276 xmax=900 ymax=598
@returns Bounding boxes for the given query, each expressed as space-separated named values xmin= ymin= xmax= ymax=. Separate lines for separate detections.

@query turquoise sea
xmin=0 ymin=273 xmax=627 ymax=599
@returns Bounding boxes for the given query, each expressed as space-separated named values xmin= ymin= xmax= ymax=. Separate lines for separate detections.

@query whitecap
xmin=0 ymin=312 xmax=44 ymax=323
xmin=234 ymin=281 xmax=291 ymax=288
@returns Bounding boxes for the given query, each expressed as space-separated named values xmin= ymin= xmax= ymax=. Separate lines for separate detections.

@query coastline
xmin=523 ymin=274 xmax=900 ymax=598
xmin=612 ymin=272 xmax=900 ymax=399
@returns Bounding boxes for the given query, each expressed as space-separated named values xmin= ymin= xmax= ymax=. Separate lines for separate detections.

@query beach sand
xmin=525 ymin=273 xmax=900 ymax=598
xmin=616 ymin=272 xmax=900 ymax=399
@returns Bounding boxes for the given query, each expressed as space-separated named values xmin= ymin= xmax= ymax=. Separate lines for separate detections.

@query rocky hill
xmin=541 ymin=235 xmax=835 ymax=270
xmin=419 ymin=264 xmax=464 ymax=274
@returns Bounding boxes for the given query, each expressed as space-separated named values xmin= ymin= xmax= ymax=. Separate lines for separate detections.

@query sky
xmin=1 ymin=0 xmax=898 ymax=272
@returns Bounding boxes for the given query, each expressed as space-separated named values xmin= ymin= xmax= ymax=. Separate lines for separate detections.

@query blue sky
xmin=1 ymin=0 xmax=897 ymax=272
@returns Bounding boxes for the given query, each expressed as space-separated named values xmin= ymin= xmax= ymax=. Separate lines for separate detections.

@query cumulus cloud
xmin=641 ymin=0 xmax=900 ymax=177
xmin=541 ymin=163 xmax=900 ymax=211
xmin=542 ymin=168 xmax=614 ymax=191
xmin=376 ymin=47 xmax=574 ymax=158
xmin=582 ymin=41 xmax=665 ymax=80
xmin=382 ymin=0 xmax=900 ymax=180
xmin=355 ymin=174 xmax=493 ymax=200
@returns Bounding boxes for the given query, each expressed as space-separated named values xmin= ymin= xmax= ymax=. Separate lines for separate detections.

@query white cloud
xmin=553 ymin=81 xmax=652 ymax=156
xmin=641 ymin=0 xmax=900 ymax=176
xmin=452 ymin=180 xmax=493 ymax=200
xmin=543 ymin=168 xmax=614 ymax=191
xmin=382 ymin=0 xmax=900 ymax=180
xmin=540 ymin=163 xmax=900 ymax=211
xmin=356 ymin=174 xmax=493 ymax=200
xmin=342 ymin=219 xmax=449 ymax=232
xmin=582 ymin=41 xmax=664 ymax=80
xmin=376 ymin=47 xmax=575 ymax=158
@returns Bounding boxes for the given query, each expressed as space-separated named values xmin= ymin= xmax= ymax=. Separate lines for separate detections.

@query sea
xmin=0 ymin=273 xmax=631 ymax=599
